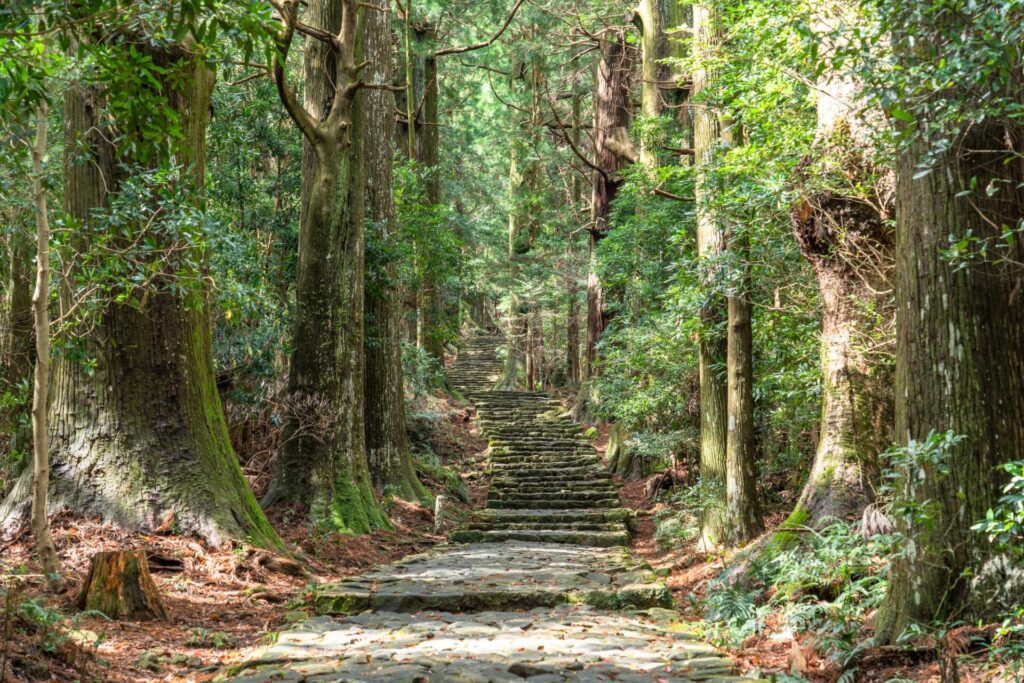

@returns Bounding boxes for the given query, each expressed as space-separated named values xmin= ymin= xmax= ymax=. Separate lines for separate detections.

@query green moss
xmin=317 ymin=469 xmax=392 ymax=535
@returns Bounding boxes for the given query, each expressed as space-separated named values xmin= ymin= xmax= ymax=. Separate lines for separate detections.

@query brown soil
xmin=0 ymin=392 xmax=486 ymax=683
xmin=618 ymin=472 xmax=1014 ymax=683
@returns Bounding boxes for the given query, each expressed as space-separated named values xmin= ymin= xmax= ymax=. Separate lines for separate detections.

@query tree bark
xmin=363 ymin=0 xmax=429 ymax=504
xmin=263 ymin=0 xmax=389 ymax=533
xmin=876 ymin=103 xmax=1024 ymax=642
xmin=693 ymin=4 xmax=728 ymax=551
xmin=725 ymin=226 xmax=764 ymax=545
xmin=582 ymin=34 xmax=633 ymax=381
xmin=782 ymin=3 xmax=894 ymax=537
xmin=1 ymin=45 xmax=278 ymax=548
xmin=415 ymin=44 xmax=446 ymax=363
xmin=29 ymin=97 xmax=60 ymax=583
xmin=77 ymin=551 xmax=168 ymax=621
xmin=0 ymin=227 xmax=33 ymax=391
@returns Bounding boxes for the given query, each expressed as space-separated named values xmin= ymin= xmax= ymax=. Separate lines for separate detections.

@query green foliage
xmin=705 ymin=523 xmax=889 ymax=678
xmin=653 ymin=483 xmax=707 ymax=549
xmin=402 ymin=342 xmax=446 ymax=399
xmin=52 ymin=164 xmax=215 ymax=332
xmin=880 ymin=430 xmax=964 ymax=548
xmin=973 ymin=461 xmax=1024 ymax=554
xmin=415 ymin=451 xmax=468 ymax=503
xmin=973 ymin=461 xmax=1024 ymax=669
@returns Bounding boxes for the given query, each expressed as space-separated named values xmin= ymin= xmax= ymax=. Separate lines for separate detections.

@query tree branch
xmin=270 ymin=0 xmax=323 ymax=144
xmin=434 ymin=0 xmax=526 ymax=57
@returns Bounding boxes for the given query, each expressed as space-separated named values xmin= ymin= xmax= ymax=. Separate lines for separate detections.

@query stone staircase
xmin=450 ymin=336 xmax=630 ymax=548
xmin=447 ymin=333 xmax=504 ymax=394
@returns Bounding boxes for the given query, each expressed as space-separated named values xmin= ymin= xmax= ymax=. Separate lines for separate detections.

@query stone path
xmin=220 ymin=335 xmax=751 ymax=682
xmin=450 ymin=337 xmax=629 ymax=547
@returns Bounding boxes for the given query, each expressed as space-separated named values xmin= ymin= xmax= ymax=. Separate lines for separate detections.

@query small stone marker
xmin=434 ymin=495 xmax=447 ymax=534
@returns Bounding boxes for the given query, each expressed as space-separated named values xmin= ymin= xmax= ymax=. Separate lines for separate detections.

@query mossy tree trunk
xmin=783 ymin=4 xmax=894 ymax=538
xmin=363 ymin=0 xmax=429 ymax=504
xmin=692 ymin=4 xmax=728 ymax=551
xmin=0 ymin=45 xmax=279 ymax=548
xmin=875 ymin=47 xmax=1024 ymax=639
xmin=262 ymin=0 xmax=389 ymax=533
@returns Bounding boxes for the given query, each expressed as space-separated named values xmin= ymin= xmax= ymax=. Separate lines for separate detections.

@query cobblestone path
xmin=221 ymin=336 xmax=752 ymax=683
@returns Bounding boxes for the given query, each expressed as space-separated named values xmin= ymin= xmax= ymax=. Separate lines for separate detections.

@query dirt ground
xmin=617 ymin=473 xmax=1017 ymax=683
xmin=0 ymin=392 xmax=486 ymax=683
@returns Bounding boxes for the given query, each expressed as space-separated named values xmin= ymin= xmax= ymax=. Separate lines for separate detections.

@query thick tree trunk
xmin=263 ymin=0 xmax=389 ymax=533
xmin=788 ymin=199 xmax=892 ymax=529
xmin=635 ymin=0 xmax=671 ymax=164
xmin=1 ymin=49 xmax=277 ymax=548
xmin=584 ymin=35 xmax=632 ymax=379
xmin=781 ymin=3 xmax=893 ymax=538
xmin=693 ymin=5 xmax=728 ymax=551
xmin=363 ymin=0 xmax=428 ymax=504
xmin=876 ymin=121 xmax=1024 ymax=642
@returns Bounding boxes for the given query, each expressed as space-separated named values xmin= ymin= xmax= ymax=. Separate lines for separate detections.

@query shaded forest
xmin=1 ymin=0 xmax=1022 ymax=681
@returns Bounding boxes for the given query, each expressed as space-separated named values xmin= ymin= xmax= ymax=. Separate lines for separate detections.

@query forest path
xmin=221 ymin=336 xmax=749 ymax=682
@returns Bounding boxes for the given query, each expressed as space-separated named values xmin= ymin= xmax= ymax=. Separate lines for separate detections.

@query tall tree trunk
xmin=499 ymin=59 xmax=544 ymax=390
xmin=363 ymin=0 xmax=428 ymax=504
xmin=635 ymin=0 xmax=669 ymax=165
xmin=693 ymin=4 xmax=728 ymax=551
xmin=725 ymin=226 xmax=764 ymax=545
xmin=2 ymin=48 xmax=278 ymax=548
xmin=29 ymin=97 xmax=60 ymax=583
xmin=572 ymin=33 xmax=634 ymax=422
xmin=566 ymin=274 xmax=581 ymax=387
xmin=583 ymin=34 xmax=632 ymax=380
xmin=783 ymin=3 xmax=894 ymax=538
xmin=263 ymin=0 xmax=389 ymax=533
xmin=416 ymin=46 xmax=446 ymax=363
xmin=876 ymin=71 xmax=1024 ymax=642
xmin=721 ymin=119 xmax=764 ymax=545
xmin=0 ymin=228 xmax=33 ymax=391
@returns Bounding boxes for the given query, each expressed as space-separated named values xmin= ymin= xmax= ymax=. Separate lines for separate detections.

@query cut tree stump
xmin=76 ymin=551 xmax=169 ymax=621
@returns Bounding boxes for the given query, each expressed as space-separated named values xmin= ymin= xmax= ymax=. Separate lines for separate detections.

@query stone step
xmin=468 ymin=521 xmax=624 ymax=532
xmin=491 ymin=489 xmax=619 ymax=501
xmin=475 ymin=508 xmax=630 ymax=524
xmin=497 ymin=475 xmax=614 ymax=485
xmin=490 ymin=457 xmax=604 ymax=468
xmin=313 ymin=543 xmax=671 ymax=616
xmin=488 ymin=498 xmax=620 ymax=510
xmin=451 ymin=529 xmax=629 ymax=547
xmin=490 ymin=484 xmax=617 ymax=495
xmin=488 ymin=464 xmax=605 ymax=476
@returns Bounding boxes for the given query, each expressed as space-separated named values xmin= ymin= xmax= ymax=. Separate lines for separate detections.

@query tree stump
xmin=76 ymin=551 xmax=169 ymax=621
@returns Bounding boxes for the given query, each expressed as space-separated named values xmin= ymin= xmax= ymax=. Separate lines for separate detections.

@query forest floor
xmin=1 ymin=383 xmax=1014 ymax=683
xmin=0 ymin=392 xmax=485 ymax=683
xmin=616 ymin=462 xmax=1010 ymax=683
